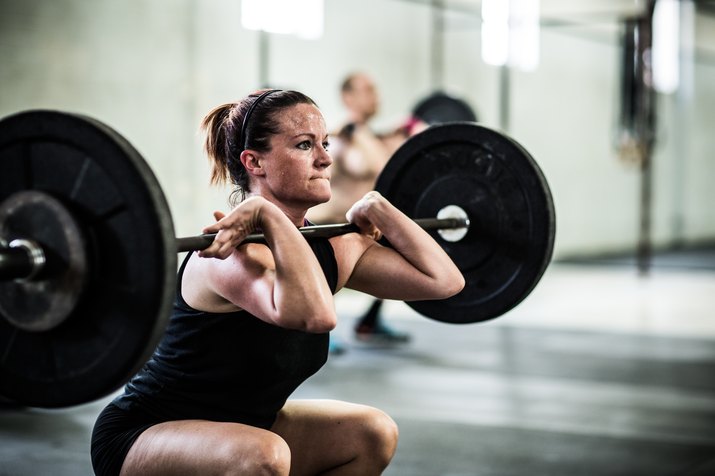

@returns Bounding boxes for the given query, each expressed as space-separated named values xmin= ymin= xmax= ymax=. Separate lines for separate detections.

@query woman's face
xmin=259 ymin=103 xmax=333 ymax=210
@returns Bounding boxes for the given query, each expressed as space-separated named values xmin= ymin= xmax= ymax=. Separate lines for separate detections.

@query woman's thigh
xmin=271 ymin=399 xmax=399 ymax=476
xmin=120 ymin=419 xmax=290 ymax=476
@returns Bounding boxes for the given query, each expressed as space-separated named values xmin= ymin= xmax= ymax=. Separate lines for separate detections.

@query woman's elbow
xmin=275 ymin=308 xmax=337 ymax=333
xmin=438 ymin=271 xmax=465 ymax=299
xmin=304 ymin=310 xmax=337 ymax=333
xmin=452 ymin=273 xmax=466 ymax=296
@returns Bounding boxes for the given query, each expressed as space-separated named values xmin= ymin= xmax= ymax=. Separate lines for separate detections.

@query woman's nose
xmin=316 ymin=147 xmax=333 ymax=168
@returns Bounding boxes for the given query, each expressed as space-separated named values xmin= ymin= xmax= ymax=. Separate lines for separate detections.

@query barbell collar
xmin=0 ymin=239 xmax=46 ymax=281
xmin=175 ymin=217 xmax=470 ymax=253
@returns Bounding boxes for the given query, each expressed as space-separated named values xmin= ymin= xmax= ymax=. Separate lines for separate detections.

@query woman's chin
xmin=313 ymin=186 xmax=332 ymax=204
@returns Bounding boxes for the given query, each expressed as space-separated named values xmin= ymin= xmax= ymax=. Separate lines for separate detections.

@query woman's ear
xmin=240 ymin=150 xmax=265 ymax=177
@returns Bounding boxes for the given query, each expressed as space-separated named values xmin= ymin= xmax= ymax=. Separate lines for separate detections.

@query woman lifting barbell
xmin=90 ymin=89 xmax=464 ymax=476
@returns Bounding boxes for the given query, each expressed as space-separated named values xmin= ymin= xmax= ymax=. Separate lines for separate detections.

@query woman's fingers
xmin=346 ymin=200 xmax=382 ymax=241
xmin=197 ymin=199 xmax=267 ymax=259
xmin=198 ymin=211 xmax=249 ymax=258
xmin=201 ymin=210 xmax=231 ymax=234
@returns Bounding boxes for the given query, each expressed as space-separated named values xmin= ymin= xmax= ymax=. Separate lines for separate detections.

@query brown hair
xmin=340 ymin=73 xmax=360 ymax=94
xmin=200 ymin=89 xmax=318 ymax=203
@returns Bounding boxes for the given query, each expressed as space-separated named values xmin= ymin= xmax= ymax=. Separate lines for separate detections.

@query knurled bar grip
xmin=174 ymin=217 xmax=469 ymax=253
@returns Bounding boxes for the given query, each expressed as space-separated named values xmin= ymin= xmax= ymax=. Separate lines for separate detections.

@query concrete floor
xmin=1 ymin=259 xmax=715 ymax=475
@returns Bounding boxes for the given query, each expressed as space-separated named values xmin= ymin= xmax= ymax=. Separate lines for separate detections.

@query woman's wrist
xmin=363 ymin=191 xmax=388 ymax=212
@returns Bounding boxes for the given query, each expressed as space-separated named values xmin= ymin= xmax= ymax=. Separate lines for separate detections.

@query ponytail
xmin=200 ymin=102 xmax=242 ymax=188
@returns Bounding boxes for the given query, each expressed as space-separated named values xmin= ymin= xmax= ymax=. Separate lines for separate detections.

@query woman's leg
xmin=271 ymin=399 xmax=399 ymax=476
xmin=120 ymin=419 xmax=291 ymax=476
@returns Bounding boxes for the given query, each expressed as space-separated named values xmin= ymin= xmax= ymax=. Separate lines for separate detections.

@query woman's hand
xmin=198 ymin=196 xmax=268 ymax=259
xmin=338 ymin=191 xmax=465 ymax=302
xmin=345 ymin=191 xmax=384 ymax=241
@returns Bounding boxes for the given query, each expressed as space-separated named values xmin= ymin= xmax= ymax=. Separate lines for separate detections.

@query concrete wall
xmin=1 ymin=0 xmax=713 ymax=257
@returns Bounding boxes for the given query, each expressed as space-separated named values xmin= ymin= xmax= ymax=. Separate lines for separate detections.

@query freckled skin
xmin=256 ymin=104 xmax=333 ymax=215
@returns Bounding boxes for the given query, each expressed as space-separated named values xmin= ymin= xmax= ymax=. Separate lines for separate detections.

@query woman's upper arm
xmin=206 ymin=244 xmax=280 ymax=323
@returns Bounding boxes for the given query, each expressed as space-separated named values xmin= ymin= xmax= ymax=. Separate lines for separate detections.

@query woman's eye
xmin=322 ymin=141 xmax=330 ymax=151
xmin=297 ymin=141 xmax=311 ymax=150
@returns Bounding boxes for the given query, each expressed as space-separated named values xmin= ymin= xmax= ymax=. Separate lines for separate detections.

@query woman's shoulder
xmin=329 ymin=232 xmax=377 ymax=289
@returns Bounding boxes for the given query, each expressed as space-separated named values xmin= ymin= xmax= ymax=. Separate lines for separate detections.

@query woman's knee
xmin=359 ymin=407 xmax=399 ymax=466
xmin=220 ymin=432 xmax=291 ymax=476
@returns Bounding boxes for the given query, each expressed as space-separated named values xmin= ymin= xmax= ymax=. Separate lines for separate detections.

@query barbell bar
xmin=0 ymin=215 xmax=471 ymax=278
xmin=174 ymin=215 xmax=470 ymax=253
xmin=0 ymin=110 xmax=555 ymax=408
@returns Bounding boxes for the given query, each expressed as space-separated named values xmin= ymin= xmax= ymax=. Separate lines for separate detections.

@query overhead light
xmin=481 ymin=0 xmax=510 ymax=66
xmin=241 ymin=0 xmax=324 ymax=40
xmin=481 ymin=0 xmax=540 ymax=71
xmin=652 ymin=0 xmax=680 ymax=93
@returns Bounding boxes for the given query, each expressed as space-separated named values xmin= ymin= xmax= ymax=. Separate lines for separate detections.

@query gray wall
xmin=1 ymin=0 xmax=713 ymax=257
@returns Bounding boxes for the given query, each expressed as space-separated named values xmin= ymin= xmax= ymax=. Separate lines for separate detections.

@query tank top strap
xmin=175 ymin=252 xmax=194 ymax=309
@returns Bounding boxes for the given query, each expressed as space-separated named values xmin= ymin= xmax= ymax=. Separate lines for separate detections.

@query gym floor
xmin=1 ymin=251 xmax=715 ymax=476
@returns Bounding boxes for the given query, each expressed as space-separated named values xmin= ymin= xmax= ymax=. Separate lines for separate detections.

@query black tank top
xmin=112 ymin=236 xmax=338 ymax=429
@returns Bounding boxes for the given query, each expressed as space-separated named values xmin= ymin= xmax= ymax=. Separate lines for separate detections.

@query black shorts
xmin=90 ymin=403 xmax=157 ymax=476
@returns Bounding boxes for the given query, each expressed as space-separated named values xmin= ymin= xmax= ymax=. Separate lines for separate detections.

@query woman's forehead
xmin=277 ymin=103 xmax=326 ymax=135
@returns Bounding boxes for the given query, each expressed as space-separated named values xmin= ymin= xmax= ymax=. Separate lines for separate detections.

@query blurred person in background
xmin=310 ymin=72 xmax=427 ymax=353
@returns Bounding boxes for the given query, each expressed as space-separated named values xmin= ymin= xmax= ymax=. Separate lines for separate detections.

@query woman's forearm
xmin=259 ymin=206 xmax=336 ymax=332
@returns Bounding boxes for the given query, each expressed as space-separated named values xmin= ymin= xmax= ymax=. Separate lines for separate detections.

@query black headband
xmin=239 ymin=89 xmax=281 ymax=152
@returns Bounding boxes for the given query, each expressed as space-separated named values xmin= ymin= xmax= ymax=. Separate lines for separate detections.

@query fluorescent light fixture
xmin=481 ymin=22 xmax=509 ymax=66
xmin=481 ymin=0 xmax=509 ymax=66
xmin=510 ymin=0 xmax=540 ymax=71
xmin=481 ymin=0 xmax=540 ymax=71
xmin=652 ymin=0 xmax=679 ymax=93
xmin=241 ymin=0 xmax=324 ymax=40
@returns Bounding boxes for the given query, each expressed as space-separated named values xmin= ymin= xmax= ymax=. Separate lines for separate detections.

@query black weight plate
xmin=412 ymin=91 xmax=478 ymax=124
xmin=375 ymin=122 xmax=555 ymax=324
xmin=0 ymin=110 xmax=176 ymax=407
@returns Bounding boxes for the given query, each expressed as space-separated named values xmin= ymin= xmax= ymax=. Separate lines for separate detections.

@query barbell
xmin=0 ymin=110 xmax=555 ymax=408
